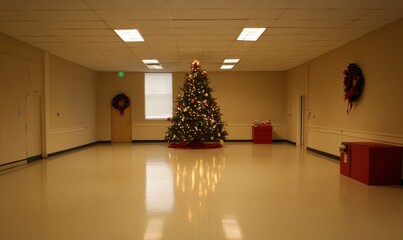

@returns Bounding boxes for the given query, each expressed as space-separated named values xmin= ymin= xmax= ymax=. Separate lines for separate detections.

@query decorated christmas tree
xmin=165 ymin=60 xmax=228 ymax=148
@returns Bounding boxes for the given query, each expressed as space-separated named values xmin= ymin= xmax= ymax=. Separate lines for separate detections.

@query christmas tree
xmin=165 ymin=60 xmax=228 ymax=148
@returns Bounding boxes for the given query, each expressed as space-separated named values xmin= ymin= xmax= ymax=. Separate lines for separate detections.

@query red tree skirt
xmin=168 ymin=142 xmax=222 ymax=149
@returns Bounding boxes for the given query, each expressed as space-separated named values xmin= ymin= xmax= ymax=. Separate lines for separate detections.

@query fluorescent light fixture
xmin=237 ymin=28 xmax=266 ymax=41
xmin=142 ymin=59 xmax=163 ymax=70
xmin=224 ymin=59 xmax=240 ymax=64
xmin=114 ymin=29 xmax=144 ymax=42
xmin=142 ymin=59 xmax=160 ymax=64
xmin=147 ymin=64 xmax=163 ymax=70
xmin=220 ymin=65 xmax=234 ymax=70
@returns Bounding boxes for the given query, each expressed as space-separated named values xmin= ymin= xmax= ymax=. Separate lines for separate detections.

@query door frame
xmin=296 ymin=95 xmax=305 ymax=146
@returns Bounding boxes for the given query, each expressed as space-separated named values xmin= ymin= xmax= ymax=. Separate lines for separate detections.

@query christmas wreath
xmin=343 ymin=63 xmax=364 ymax=114
xmin=112 ymin=93 xmax=130 ymax=115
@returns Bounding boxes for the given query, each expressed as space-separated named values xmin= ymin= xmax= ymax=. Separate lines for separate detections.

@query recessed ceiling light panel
xmin=224 ymin=59 xmax=240 ymax=64
xmin=147 ymin=64 xmax=164 ymax=70
xmin=114 ymin=29 xmax=144 ymax=42
xmin=237 ymin=28 xmax=266 ymax=41
xmin=220 ymin=65 xmax=234 ymax=70
xmin=142 ymin=59 xmax=160 ymax=64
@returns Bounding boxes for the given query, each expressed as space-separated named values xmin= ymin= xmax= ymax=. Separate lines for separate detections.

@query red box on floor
xmin=350 ymin=142 xmax=402 ymax=185
xmin=252 ymin=125 xmax=272 ymax=144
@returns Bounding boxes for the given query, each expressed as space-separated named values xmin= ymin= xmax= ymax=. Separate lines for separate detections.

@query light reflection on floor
xmin=0 ymin=142 xmax=402 ymax=240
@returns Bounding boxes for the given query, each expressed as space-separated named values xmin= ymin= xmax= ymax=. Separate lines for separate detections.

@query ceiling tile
xmin=106 ymin=20 xmax=172 ymax=29
xmin=54 ymin=36 xmax=120 ymax=43
xmin=95 ymin=10 xmax=170 ymax=20
xmin=271 ymin=20 xmax=350 ymax=28
xmin=173 ymin=27 xmax=239 ymax=35
xmin=360 ymin=9 xmax=403 ymax=20
xmin=255 ymin=0 xmax=293 ymax=9
xmin=248 ymin=9 xmax=286 ymax=20
xmin=267 ymin=27 xmax=377 ymax=35
xmin=383 ymin=0 xmax=403 ymax=9
xmin=43 ymin=29 xmax=116 ymax=37
xmin=169 ymin=9 xmax=250 ymax=20
xmin=167 ymin=0 xmax=259 ymax=9
xmin=0 ymin=0 xmax=88 ymax=10
xmin=0 ymin=10 xmax=99 ymax=21
xmin=66 ymin=42 xmax=127 ymax=50
xmin=0 ymin=21 xmax=108 ymax=31
xmin=84 ymin=0 xmax=167 ymax=10
xmin=280 ymin=9 xmax=370 ymax=20
xmin=0 ymin=0 xmax=401 ymax=72
xmin=345 ymin=19 xmax=393 ymax=27
xmin=171 ymin=19 xmax=246 ymax=28
xmin=290 ymin=0 xmax=387 ymax=10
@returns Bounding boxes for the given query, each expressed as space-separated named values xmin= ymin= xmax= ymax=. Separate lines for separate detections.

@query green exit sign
xmin=118 ymin=71 xmax=124 ymax=77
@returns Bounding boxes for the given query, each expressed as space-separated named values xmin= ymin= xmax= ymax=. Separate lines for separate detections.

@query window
xmin=145 ymin=73 xmax=173 ymax=119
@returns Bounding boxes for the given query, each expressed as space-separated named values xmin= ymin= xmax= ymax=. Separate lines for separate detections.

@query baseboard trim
xmin=307 ymin=147 xmax=340 ymax=160
xmin=281 ymin=140 xmax=296 ymax=145
xmin=131 ymin=139 xmax=296 ymax=145
xmin=132 ymin=140 xmax=167 ymax=143
xmin=225 ymin=139 xmax=290 ymax=143
xmin=27 ymin=155 xmax=42 ymax=163
xmin=0 ymin=159 xmax=27 ymax=172
xmin=226 ymin=139 xmax=251 ymax=142
xmin=48 ymin=141 xmax=99 ymax=158
xmin=132 ymin=140 xmax=288 ymax=143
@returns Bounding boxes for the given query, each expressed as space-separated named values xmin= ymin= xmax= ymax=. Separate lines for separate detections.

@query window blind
xmin=145 ymin=73 xmax=173 ymax=119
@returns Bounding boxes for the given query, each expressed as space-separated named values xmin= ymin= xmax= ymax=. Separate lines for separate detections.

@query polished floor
xmin=1 ymin=142 xmax=402 ymax=240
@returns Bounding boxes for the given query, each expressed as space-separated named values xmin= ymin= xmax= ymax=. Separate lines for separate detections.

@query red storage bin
xmin=349 ymin=142 xmax=402 ymax=185
xmin=252 ymin=125 xmax=272 ymax=144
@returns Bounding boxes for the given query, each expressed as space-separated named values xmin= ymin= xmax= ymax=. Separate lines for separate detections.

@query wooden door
xmin=111 ymin=106 xmax=132 ymax=143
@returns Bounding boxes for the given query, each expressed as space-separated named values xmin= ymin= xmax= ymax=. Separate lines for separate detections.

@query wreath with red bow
xmin=112 ymin=93 xmax=130 ymax=115
xmin=343 ymin=63 xmax=364 ymax=114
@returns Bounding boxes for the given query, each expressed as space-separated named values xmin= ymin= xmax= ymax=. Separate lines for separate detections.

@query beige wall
xmin=48 ymin=55 xmax=98 ymax=153
xmin=0 ymin=33 xmax=99 ymax=166
xmin=208 ymin=71 xmax=286 ymax=140
xmin=0 ymin=33 xmax=43 ymax=166
xmin=285 ymin=64 xmax=309 ymax=144
xmin=286 ymin=19 xmax=403 ymax=155
xmin=98 ymin=71 xmax=286 ymax=141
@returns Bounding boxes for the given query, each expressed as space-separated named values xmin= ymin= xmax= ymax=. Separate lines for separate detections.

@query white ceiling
xmin=0 ymin=0 xmax=402 ymax=72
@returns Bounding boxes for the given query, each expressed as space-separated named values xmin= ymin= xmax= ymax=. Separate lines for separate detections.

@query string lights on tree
xmin=165 ymin=60 xmax=228 ymax=148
